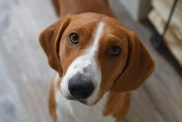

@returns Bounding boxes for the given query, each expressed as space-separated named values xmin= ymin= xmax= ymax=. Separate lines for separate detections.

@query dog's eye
xmin=69 ymin=33 xmax=79 ymax=45
xmin=108 ymin=45 xmax=121 ymax=56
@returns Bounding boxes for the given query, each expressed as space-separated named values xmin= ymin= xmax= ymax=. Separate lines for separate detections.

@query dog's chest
xmin=55 ymin=89 xmax=115 ymax=122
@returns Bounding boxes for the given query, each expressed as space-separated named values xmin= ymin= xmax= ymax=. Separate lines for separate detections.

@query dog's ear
xmin=112 ymin=31 xmax=154 ymax=92
xmin=39 ymin=15 xmax=71 ymax=75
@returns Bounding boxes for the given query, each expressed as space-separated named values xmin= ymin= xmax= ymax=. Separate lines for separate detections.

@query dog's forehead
xmin=70 ymin=13 xmax=100 ymax=26
xmin=69 ymin=13 xmax=126 ymax=35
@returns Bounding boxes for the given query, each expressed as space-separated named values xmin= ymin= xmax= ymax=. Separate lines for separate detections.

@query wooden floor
xmin=0 ymin=0 xmax=181 ymax=122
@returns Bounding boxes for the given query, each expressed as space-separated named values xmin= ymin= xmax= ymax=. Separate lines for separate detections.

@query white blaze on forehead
xmin=61 ymin=21 xmax=105 ymax=104
xmin=88 ymin=21 xmax=105 ymax=56
xmin=85 ymin=21 xmax=105 ymax=104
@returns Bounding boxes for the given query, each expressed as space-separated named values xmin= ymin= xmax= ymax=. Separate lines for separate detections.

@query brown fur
xmin=51 ymin=0 xmax=60 ymax=16
xmin=52 ymin=0 xmax=115 ymax=17
xmin=40 ymin=0 xmax=155 ymax=122
xmin=103 ymin=91 xmax=130 ymax=122
xmin=48 ymin=82 xmax=57 ymax=122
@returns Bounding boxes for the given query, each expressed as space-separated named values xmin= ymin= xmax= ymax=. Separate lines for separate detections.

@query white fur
xmin=55 ymin=74 xmax=115 ymax=122
xmin=61 ymin=21 xmax=105 ymax=104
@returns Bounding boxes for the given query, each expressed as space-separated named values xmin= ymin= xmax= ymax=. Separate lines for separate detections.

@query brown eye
xmin=69 ymin=33 xmax=79 ymax=44
xmin=108 ymin=45 xmax=121 ymax=56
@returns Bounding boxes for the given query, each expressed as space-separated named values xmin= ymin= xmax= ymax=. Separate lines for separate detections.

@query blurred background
xmin=0 ymin=0 xmax=181 ymax=122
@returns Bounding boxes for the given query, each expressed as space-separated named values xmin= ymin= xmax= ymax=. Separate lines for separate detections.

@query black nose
xmin=68 ymin=73 xmax=94 ymax=99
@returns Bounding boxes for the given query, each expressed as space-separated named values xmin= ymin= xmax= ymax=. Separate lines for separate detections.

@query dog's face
xmin=59 ymin=14 xmax=129 ymax=105
xmin=39 ymin=13 xmax=154 ymax=105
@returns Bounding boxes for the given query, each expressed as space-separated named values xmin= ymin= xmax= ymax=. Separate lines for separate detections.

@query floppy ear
xmin=39 ymin=15 xmax=71 ymax=75
xmin=112 ymin=31 xmax=155 ymax=92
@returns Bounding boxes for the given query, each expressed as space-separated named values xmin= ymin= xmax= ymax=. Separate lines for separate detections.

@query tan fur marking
xmin=51 ymin=0 xmax=61 ymax=16
xmin=103 ymin=91 xmax=130 ymax=122
xmin=48 ymin=82 xmax=57 ymax=122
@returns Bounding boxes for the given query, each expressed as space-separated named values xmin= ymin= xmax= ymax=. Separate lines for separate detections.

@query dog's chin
xmin=66 ymin=96 xmax=95 ymax=106
xmin=63 ymin=95 xmax=98 ymax=106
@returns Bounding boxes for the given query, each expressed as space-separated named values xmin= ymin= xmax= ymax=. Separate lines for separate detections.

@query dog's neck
xmin=59 ymin=0 xmax=115 ymax=17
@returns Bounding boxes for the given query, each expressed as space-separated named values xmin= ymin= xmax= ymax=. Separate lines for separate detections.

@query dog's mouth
xmin=66 ymin=95 xmax=87 ymax=104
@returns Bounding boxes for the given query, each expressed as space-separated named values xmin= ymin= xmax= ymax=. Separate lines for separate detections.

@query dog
xmin=39 ymin=0 xmax=155 ymax=122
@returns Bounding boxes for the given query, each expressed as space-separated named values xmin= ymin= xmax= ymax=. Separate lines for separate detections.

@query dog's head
xmin=39 ymin=13 xmax=154 ymax=105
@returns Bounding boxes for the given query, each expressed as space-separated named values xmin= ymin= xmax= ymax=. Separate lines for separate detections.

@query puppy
xmin=39 ymin=0 xmax=155 ymax=122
